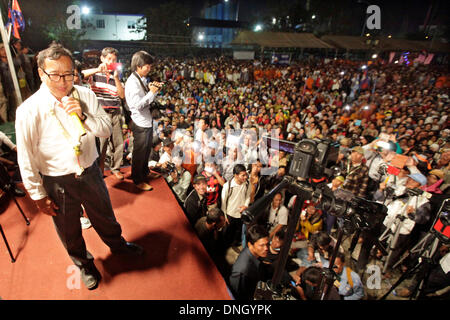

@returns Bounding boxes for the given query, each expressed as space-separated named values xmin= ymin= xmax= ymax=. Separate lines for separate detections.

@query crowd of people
xmin=4 ymin=39 xmax=450 ymax=299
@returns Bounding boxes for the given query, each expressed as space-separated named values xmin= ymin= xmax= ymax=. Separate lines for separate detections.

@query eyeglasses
xmin=42 ymin=69 xmax=75 ymax=82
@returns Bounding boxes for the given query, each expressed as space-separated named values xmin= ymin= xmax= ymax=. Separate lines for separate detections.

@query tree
xmin=20 ymin=0 xmax=87 ymax=51
xmin=136 ymin=1 xmax=192 ymax=43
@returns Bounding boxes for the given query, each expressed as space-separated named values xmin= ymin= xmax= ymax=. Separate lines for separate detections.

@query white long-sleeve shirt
xmin=15 ymin=84 xmax=112 ymax=200
xmin=124 ymin=72 xmax=156 ymax=128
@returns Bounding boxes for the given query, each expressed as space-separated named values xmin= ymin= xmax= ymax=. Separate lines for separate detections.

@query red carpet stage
xmin=0 ymin=168 xmax=231 ymax=300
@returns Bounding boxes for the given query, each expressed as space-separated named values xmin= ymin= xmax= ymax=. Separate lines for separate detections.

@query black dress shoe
xmin=112 ymin=242 xmax=144 ymax=256
xmin=12 ymin=186 xmax=26 ymax=197
xmin=80 ymin=264 xmax=101 ymax=290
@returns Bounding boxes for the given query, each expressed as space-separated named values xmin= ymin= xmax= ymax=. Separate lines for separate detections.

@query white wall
xmin=81 ymin=14 xmax=146 ymax=41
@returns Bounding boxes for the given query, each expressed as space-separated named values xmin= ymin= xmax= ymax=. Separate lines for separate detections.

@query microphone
xmin=62 ymin=92 xmax=86 ymax=139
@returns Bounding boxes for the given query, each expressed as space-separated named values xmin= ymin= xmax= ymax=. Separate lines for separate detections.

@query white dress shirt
xmin=15 ymin=84 xmax=112 ymax=200
xmin=124 ymin=72 xmax=156 ymax=128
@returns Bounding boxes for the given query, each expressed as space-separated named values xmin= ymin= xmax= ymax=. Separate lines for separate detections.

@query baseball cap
xmin=428 ymin=169 xmax=444 ymax=180
xmin=408 ymin=173 xmax=427 ymax=186
xmin=193 ymin=175 xmax=207 ymax=184
xmin=352 ymin=146 xmax=365 ymax=155
xmin=162 ymin=138 xmax=174 ymax=147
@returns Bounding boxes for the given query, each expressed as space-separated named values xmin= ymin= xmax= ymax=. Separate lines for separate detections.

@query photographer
xmin=125 ymin=51 xmax=162 ymax=191
xmin=323 ymin=252 xmax=365 ymax=300
xmin=362 ymin=137 xmax=397 ymax=198
xmin=166 ymin=156 xmax=191 ymax=203
xmin=83 ymin=47 xmax=125 ymax=181
xmin=291 ymin=266 xmax=340 ymax=300
xmin=380 ymin=173 xmax=432 ymax=271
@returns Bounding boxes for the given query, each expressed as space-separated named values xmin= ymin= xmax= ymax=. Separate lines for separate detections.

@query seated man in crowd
xmin=299 ymin=203 xmax=323 ymax=241
xmin=295 ymin=231 xmax=341 ymax=268
xmin=265 ymin=192 xmax=289 ymax=240
xmin=290 ymin=265 xmax=341 ymax=300
xmin=323 ymin=252 xmax=365 ymax=300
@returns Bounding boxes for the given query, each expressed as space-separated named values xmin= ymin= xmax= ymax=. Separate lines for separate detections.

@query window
xmin=127 ymin=21 xmax=136 ymax=29
xmin=96 ymin=19 xmax=105 ymax=29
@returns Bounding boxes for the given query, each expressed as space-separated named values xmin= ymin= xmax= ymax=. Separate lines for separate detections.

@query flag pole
xmin=0 ymin=10 xmax=22 ymax=109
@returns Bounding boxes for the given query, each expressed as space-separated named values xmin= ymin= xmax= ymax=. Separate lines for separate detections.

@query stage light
xmin=361 ymin=65 xmax=367 ymax=70
xmin=388 ymin=35 xmax=392 ymax=38
xmin=272 ymin=17 xmax=276 ymax=25
xmin=312 ymin=15 xmax=316 ymax=19
xmin=81 ymin=6 xmax=90 ymax=15
xmin=366 ymin=33 xmax=370 ymax=37
xmin=372 ymin=54 xmax=378 ymax=59
xmin=254 ymin=24 xmax=263 ymax=32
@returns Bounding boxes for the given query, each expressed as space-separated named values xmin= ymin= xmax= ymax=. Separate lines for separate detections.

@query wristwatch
xmin=80 ymin=112 xmax=88 ymax=122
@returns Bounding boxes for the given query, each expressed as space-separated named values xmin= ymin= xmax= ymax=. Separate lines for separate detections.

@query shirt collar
xmin=40 ymin=82 xmax=63 ymax=110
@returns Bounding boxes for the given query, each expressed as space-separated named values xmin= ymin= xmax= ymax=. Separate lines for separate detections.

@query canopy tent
xmin=320 ymin=35 xmax=371 ymax=50
xmin=231 ymin=31 xmax=334 ymax=49
xmin=379 ymin=38 xmax=450 ymax=53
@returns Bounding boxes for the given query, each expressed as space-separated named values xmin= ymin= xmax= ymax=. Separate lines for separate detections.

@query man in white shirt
xmin=221 ymin=164 xmax=251 ymax=250
xmin=15 ymin=44 xmax=143 ymax=290
xmin=266 ymin=192 xmax=289 ymax=240
xmin=125 ymin=51 xmax=162 ymax=191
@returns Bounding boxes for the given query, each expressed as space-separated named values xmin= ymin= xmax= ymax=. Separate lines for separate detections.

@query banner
xmin=271 ymin=53 xmax=290 ymax=65
xmin=233 ymin=51 xmax=255 ymax=60
xmin=424 ymin=53 xmax=434 ymax=65
xmin=388 ymin=52 xmax=396 ymax=64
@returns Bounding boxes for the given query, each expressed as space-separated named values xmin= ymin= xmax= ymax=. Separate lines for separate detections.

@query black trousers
xmin=224 ymin=215 xmax=243 ymax=248
xmin=42 ymin=162 xmax=126 ymax=268
xmin=130 ymin=123 xmax=153 ymax=185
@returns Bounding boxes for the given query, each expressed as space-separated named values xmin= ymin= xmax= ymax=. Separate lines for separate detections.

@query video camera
xmin=320 ymin=188 xmax=388 ymax=234
xmin=263 ymin=136 xmax=339 ymax=180
xmin=161 ymin=162 xmax=177 ymax=175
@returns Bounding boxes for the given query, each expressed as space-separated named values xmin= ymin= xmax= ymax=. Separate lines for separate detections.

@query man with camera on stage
xmin=83 ymin=47 xmax=125 ymax=180
xmin=15 ymin=43 xmax=143 ymax=290
xmin=125 ymin=51 xmax=162 ymax=191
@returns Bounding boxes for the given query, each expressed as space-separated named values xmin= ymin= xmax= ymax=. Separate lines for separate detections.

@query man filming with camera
xmin=125 ymin=51 xmax=163 ymax=191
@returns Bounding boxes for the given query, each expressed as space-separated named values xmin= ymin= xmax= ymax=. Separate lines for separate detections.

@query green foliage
xmin=138 ymin=1 xmax=192 ymax=41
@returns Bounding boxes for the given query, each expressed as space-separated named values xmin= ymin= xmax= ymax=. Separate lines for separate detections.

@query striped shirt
xmin=89 ymin=72 xmax=122 ymax=111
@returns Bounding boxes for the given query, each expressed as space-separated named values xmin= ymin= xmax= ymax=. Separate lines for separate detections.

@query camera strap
xmin=133 ymin=72 xmax=149 ymax=94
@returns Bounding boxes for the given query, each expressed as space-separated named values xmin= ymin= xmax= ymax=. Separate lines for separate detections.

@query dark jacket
xmin=229 ymin=247 xmax=264 ymax=300
xmin=184 ymin=189 xmax=207 ymax=225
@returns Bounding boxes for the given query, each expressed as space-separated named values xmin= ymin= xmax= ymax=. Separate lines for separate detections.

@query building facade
xmin=81 ymin=13 xmax=146 ymax=41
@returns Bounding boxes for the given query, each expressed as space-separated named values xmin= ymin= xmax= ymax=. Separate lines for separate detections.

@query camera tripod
xmin=379 ymin=233 xmax=441 ymax=300
xmin=0 ymin=166 xmax=30 ymax=263
xmin=379 ymin=198 xmax=450 ymax=300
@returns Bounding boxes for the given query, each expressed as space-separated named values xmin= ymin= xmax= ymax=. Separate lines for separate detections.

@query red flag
xmin=7 ymin=0 xmax=25 ymax=40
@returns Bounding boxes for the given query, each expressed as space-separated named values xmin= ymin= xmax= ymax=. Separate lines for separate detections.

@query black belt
xmin=43 ymin=163 xmax=97 ymax=180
